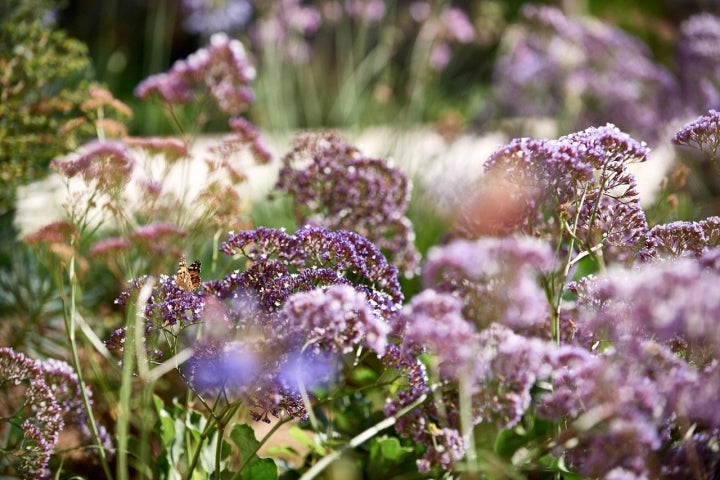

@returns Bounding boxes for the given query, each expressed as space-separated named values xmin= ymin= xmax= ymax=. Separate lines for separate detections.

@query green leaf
xmin=366 ymin=436 xmax=415 ymax=478
xmin=227 ymin=424 xmax=278 ymax=480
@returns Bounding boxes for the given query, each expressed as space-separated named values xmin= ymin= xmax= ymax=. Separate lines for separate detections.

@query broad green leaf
xmin=227 ymin=424 xmax=278 ymax=480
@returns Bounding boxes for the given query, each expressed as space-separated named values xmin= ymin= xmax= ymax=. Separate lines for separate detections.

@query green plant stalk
xmin=299 ymin=390 xmax=430 ymax=480
xmin=62 ymin=252 xmax=114 ymax=479
xmin=134 ymin=291 xmax=154 ymax=479
xmin=116 ymin=281 xmax=153 ymax=479
xmin=183 ymin=401 xmax=237 ymax=480
xmin=458 ymin=378 xmax=477 ymax=471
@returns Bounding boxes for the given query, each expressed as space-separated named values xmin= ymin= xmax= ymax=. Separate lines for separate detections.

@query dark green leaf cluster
xmin=0 ymin=3 xmax=92 ymax=214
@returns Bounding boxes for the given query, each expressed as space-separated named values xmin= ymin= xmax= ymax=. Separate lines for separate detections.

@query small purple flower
xmin=571 ymin=256 xmax=720 ymax=362
xmin=397 ymin=290 xmax=479 ymax=378
xmin=115 ymin=272 xmax=206 ymax=334
xmin=216 ymin=225 xmax=403 ymax=317
xmin=462 ymin=125 xmax=650 ymax=263
xmin=0 ymin=348 xmax=66 ymax=479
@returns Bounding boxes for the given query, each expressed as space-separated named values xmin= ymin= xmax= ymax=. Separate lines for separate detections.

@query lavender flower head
xmin=279 ymin=284 xmax=390 ymax=356
xmin=275 ymin=132 xmax=420 ymax=276
xmin=214 ymin=225 xmax=403 ymax=317
xmin=422 ymin=236 xmax=555 ymax=337
xmin=388 ymin=292 xmax=557 ymax=473
xmin=493 ymin=5 xmax=678 ymax=143
xmin=120 ymin=226 xmax=404 ymax=422
xmin=672 ymin=109 xmax=720 ymax=163
xmin=537 ymin=348 xmax=666 ymax=478
xmin=135 ymin=33 xmax=256 ymax=115
xmin=640 ymin=217 xmax=720 ymax=260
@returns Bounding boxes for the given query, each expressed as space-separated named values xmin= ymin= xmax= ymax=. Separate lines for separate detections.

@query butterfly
xmin=175 ymin=256 xmax=202 ymax=291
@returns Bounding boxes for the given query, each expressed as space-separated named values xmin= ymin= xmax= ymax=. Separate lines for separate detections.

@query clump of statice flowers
xmin=457 ymin=123 xmax=650 ymax=265
xmin=275 ymin=131 xmax=420 ymax=276
xmin=493 ymin=5 xmax=678 ymax=143
xmin=108 ymin=109 xmax=720 ymax=478
xmin=493 ymin=6 xmax=720 ymax=144
xmin=0 ymin=348 xmax=110 ymax=479
xmin=115 ymin=225 xmax=403 ymax=422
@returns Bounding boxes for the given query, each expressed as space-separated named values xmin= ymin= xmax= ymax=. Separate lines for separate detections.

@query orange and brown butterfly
xmin=175 ymin=256 xmax=202 ymax=291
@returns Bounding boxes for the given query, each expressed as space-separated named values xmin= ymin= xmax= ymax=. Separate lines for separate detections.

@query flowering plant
xmin=3 ymin=9 xmax=720 ymax=480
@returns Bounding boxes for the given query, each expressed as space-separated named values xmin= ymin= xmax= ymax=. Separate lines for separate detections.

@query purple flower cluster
xmin=386 ymin=289 xmax=558 ymax=473
xmin=190 ymin=284 xmax=391 ymax=421
xmin=279 ymin=284 xmax=390 ymax=356
xmin=538 ymin=334 xmax=720 ymax=478
xmin=422 ymin=236 xmax=555 ymax=337
xmin=114 ymin=271 xmax=206 ymax=334
xmin=672 ymin=109 xmax=720 ymax=163
xmin=571 ymin=255 xmax=720 ymax=362
xmin=215 ymin=225 xmax=403 ymax=315
xmin=135 ymin=33 xmax=255 ymax=115
xmin=641 ymin=216 xmax=720 ymax=259
xmin=0 ymin=348 xmax=107 ymax=479
xmin=461 ymin=124 xmax=649 ymax=263
xmin=116 ymin=225 xmax=402 ymax=422
xmin=493 ymin=5 xmax=678 ymax=143
xmin=275 ymin=132 xmax=420 ymax=276
xmin=675 ymin=14 xmax=720 ymax=115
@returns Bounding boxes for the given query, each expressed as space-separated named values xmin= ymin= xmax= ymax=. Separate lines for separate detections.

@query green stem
xmin=63 ymin=253 xmax=114 ymax=480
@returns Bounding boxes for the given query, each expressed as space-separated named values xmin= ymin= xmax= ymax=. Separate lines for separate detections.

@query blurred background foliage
xmin=50 ymin=0 xmax=718 ymax=135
